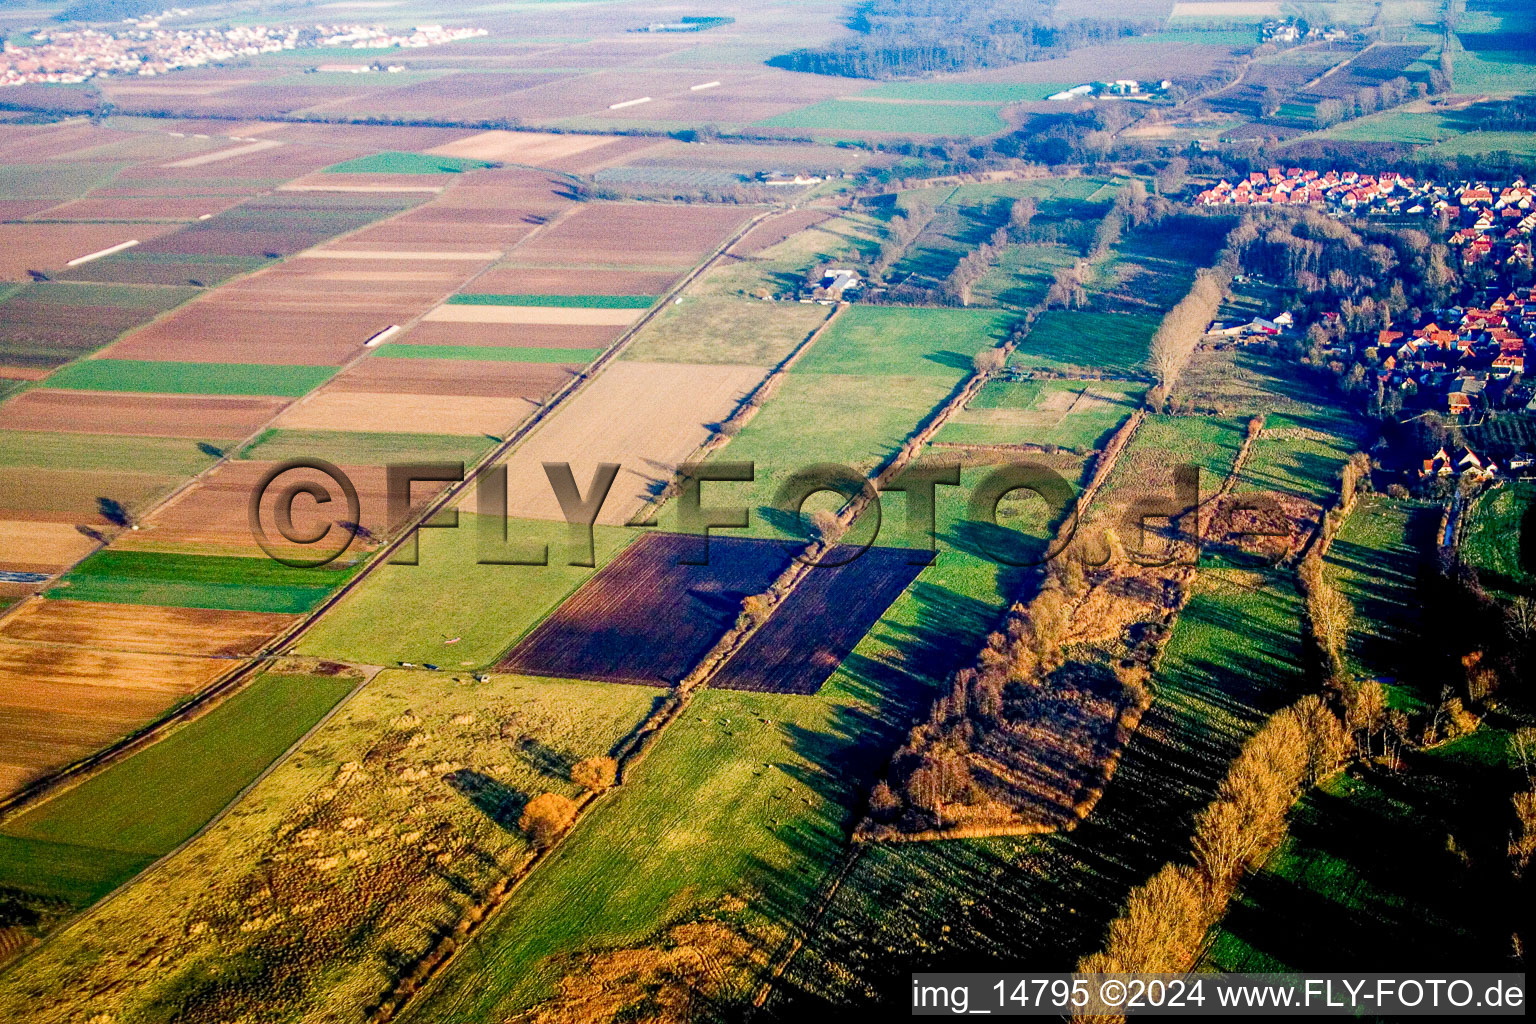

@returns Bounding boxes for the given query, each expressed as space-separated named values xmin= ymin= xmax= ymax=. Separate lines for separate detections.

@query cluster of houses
xmin=1376 ymin=290 xmax=1535 ymax=417
xmin=1 ymin=22 xmax=484 ymax=86
xmin=1194 ymin=168 xmax=1536 ymax=260
xmin=1418 ymin=445 xmax=1533 ymax=480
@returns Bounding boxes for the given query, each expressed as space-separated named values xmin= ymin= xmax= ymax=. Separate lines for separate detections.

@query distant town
xmin=1 ymin=22 xmax=486 ymax=87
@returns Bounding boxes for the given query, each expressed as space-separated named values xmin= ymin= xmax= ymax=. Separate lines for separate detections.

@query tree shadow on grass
xmin=444 ymin=769 xmax=529 ymax=833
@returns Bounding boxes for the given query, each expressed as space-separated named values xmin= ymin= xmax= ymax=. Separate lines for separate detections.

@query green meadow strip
xmin=42 ymin=359 xmax=335 ymax=397
xmin=322 ymin=152 xmax=494 ymax=175
xmin=377 ymin=344 xmax=602 ymax=364
xmin=52 ymin=550 xmax=353 ymax=614
xmin=0 ymin=670 xmax=355 ymax=905
xmin=446 ymin=294 xmax=656 ymax=309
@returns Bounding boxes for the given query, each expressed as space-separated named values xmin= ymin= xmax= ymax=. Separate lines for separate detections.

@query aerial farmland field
xmin=0 ymin=0 xmax=1529 ymax=1017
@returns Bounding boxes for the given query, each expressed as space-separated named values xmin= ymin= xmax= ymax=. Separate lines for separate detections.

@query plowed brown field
xmin=0 ymin=600 xmax=294 ymax=657
xmin=0 ymin=391 xmax=288 ymax=438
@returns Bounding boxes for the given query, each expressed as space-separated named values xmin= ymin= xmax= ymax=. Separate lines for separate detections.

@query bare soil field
xmin=273 ymin=390 xmax=535 ymax=435
xmin=0 ymin=294 xmax=195 ymax=371
xmin=469 ymin=360 xmax=766 ymax=525
xmin=254 ymin=122 xmax=471 ymax=152
xmin=0 ymin=600 xmax=294 ymax=658
xmin=421 ymin=304 xmax=642 ymax=327
xmin=0 ymin=224 xmax=179 ymax=281
xmin=322 ymin=356 xmax=578 ymax=399
xmin=732 ymin=209 xmax=837 ymax=257
xmin=0 ymin=641 xmax=236 ymax=797
xmin=711 ymin=544 xmax=926 ymax=695
xmin=0 ymin=200 xmax=56 ymax=219
xmin=0 ymin=467 xmax=180 ymax=525
xmin=125 ymin=459 xmax=454 ymax=553
xmin=396 ymin=321 xmax=623 ymax=350
xmin=0 ymin=122 xmax=142 ymax=162
xmin=510 ymin=202 xmax=753 ymax=267
xmin=104 ymin=303 xmax=390 ymax=366
xmin=0 ymin=520 xmax=98 ymax=573
xmin=1169 ymin=1 xmax=1279 ymax=14
xmin=426 ymin=130 xmax=622 ymax=165
xmin=30 ymin=195 xmax=245 ymax=222
xmin=317 ymin=214 xmax=537 ymax=252
xmin=0 ymin=391 xmax=288 ymax=439
xmin=449 ymin=70 xmax=710 ymax=124
xmin=498 ymin=532 xmax=792 ymax=685
xmin=469 ymin=266 xmax=677 ymax=296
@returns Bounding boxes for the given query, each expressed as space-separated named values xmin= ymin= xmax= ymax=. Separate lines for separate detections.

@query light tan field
xmin=162 ymin=139 xmax=283 ymax=168
xmin=421 ymin=304 xmax=642 ymax=326
xmin=426 ymin=130 xmax=618 ymax=164
xmin=0 ymin=641 xmax=239 ymax=794
xmin=0 ymin=600 xmax=295 ymax=657
xmin=0 ymin=520 xmax=99 ymax=573
xmin=469 ymin=360 xmax=765 ymax=525
xmin=274 ymin=390 xmax=536 ymax=435
xmin=0 ymin=467 xmax=182 ymax=525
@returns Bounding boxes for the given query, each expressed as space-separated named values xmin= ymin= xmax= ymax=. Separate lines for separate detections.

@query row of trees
xmin=1073 ymin=694 xmax=1349 ymax=1014
xmin=768 ymin=1 xmax=1152 ymax=79
xmin=1313 ymin=76 xmax=1423 ymax=128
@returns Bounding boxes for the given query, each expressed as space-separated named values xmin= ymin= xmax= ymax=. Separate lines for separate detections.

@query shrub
xmin=571 ymin=756 xmax=618 ymax=793
xmin=519 ymin=792 xmax=578 ymax=847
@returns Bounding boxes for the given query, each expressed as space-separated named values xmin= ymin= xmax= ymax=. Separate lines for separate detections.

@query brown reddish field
xmin=469 ymin=360 xmax=765 ymax=525
xmin=0 ymin=520 xmax=99 ymax=573
xmin=0 ymin=223 xmax=180 ymax=280
xmin=731 ymin=208 xmax=837 ymax=256
xmin=273 ymin=390 xmax=536 ymax=435
xmin=468 ymin=265 xmax=677 ymax=295
xmin=0 ymin=600 xmax=295 ymax=657
xmin=511 ymin=202 xmax=754 ymax=267
xmin=396 ymin=321 xmax=623 ymax=349
xmin=0 ymin=122 xmax=142 ymax=162
xmin=106 ymin=298 xmax=404 ymax=366
xmin=0 ymin=200 xmax=61 ymax=220
xmin=322 ymin=355 xmax=579 ymax=399
xmin=0 ymin=391 xmax=288 ymax=439
xmin=121 ymin=460 xmax=455 ymax=554
xmin=0 ymin=640 xmax=238 ymax=796
xmin=0 ymin=467 xmax=181 ymax=525
xmin=449 ymin=69 xmax=710 ymax=123
xmin=318 ymin=214 xmax=538 ymax=251
xmin=256 ymin=122 xmax=471 ymax=152
xmin=498 ymin=532 xmax=791 ymax=686
xmin=35 ymin=195 xmax=247 ymax=222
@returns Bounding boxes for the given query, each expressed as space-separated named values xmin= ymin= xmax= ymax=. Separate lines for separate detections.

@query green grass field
xmin=446 ymin=294 xmax=656 ymax=308
xmin=1011 ymin=310 xmax=1161 ymax=376
xmin=0 ymin=431 xmax=219 ymax=476
xmin=688 ymin=306 xmax=1008 ymax=539
xmin=51 ymin=550 xmax=352 ymax=613
xmin=1239 ymin=409 xmax=1362 ymax=504
xmin=1208 ymin=725 xmax=1516 ymax=972
xmin=42 ymin=359 xmax=335 ymax=396
xmin=0 ymin=162 xmax=122 ymax=200
xmin=620 ymin=296 xmax=831 ymax=365
xmin=792 ymin=305 xmax=1011 ymax=377
xmin=297 ymin=515 xmax=638 ymax=667
xmin=322 ymin=152 xmax=495 ymax=174
xmin=857 ymin=81 xmax=1071 ymax=102
xmin=239 ymin=428 xmax=500 ymax=466
xmin=1462 ymin=480 xmax=1535 ymax=597
xmin=970 ymin=241 xmax=1079 ymax=309
xmin=375 ymin=343 xmax=602 ymax=363
xmin=0 ymin=668 xmax=355 ymax=906
xmin=755 ymin=99 xmax=1008 ymax=136
xmin=701 ymin=211 xmax=884 ymax=298
xmin=935 ymin=378 xmax=1144 ymax=452
xmin=1324 ymin=498 xmax=1439 ymax=708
